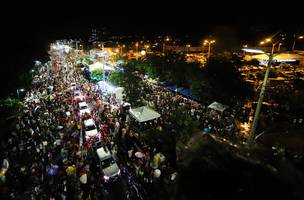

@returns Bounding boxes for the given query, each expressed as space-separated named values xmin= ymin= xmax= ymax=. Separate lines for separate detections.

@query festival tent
xmin=129 ymin=106 xmax=161 ymax=123
xmin=208 ymin=101 xmax=229 ymax=113
xmin=115 ymin=87 xmax=124 ymax=101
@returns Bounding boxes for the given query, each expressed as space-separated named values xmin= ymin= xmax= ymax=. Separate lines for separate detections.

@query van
xmin=96 ymin=146 xmax=120 ymax=182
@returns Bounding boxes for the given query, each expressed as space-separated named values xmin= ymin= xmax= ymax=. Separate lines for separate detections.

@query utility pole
xmin=247 ymin=54 xmax=273 ymax=144
xmin=208 ymin=43 xmax=211 ymax=59
xmin=88 ymin=29 xmax=98 ymax=48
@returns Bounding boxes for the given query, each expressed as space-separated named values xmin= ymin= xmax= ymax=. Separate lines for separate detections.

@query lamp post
xmin=145 ymin=44 xmax=150 ymax=53
xmin=292 ymin=35 xmax=304 ymax=51
xmin=135 ymin=42 xmax=139 ymax=59
xmin=278 ymin=43 xmax=282 ymax=52
xmin=246 ymin=36 xmax=280 ymax=144
xmin=203 ymin=40 xmax=215 ymax=61
xmin=247 ymin=53 xmax=273 ymax=144
xmin=121 ymin=44 xmax=126 ymax=55
xmin=163 ymin=36 xmax=170 ymax=55
xmin=16 ymin=88 xmax=25 ymax=99
xmin=186 ymin=44 xmax=191 ymax=54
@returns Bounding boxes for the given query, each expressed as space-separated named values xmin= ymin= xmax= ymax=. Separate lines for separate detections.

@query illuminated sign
xmin=273 ymin=59 xmax=298 ymax=63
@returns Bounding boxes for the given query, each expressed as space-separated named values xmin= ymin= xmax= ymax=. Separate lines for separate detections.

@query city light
xmin=242 ymin=48 xmax=265 ymax=54
xmin=140 ymin=50 xmax=146 ymax=55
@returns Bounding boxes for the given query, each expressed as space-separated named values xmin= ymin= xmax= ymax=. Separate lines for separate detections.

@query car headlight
xmin=104 ymin=175 xmax=110 ymax=181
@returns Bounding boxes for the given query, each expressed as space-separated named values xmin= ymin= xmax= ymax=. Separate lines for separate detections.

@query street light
xmin=260 ymin=38 xmax=279 ymax=54
xmin=122 ymin=44 xmax=126 ymax=55
xmin=17 ymin=88 xmax=25 ymax=99
xmin=203 ymin=39 xmax=215 ymax=60
xmin=186 ymin=44 xmax=191 ymax=54
xmin=292 ymin=35 xmax=304 ymax=51
xmin=135 ymin=42 xmax=139 ymax=59
xmin=163 ymin=36 xmax=170 ymax=55
xmin=246 ymin=36 xmax=281 ymax=145
xmin=278 ymin=43 xmax=282 ymax=52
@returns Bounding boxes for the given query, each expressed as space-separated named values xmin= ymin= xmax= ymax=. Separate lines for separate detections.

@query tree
xmin=91 ymin=68 xmax=103 ymax=81
xmin=200 ymin=55 xmax=252 ymax=104
xmin=108 ymin=68 xmax=149 ymax=107
xmin=170 ymin=107 xmax=199 ymax=145
xmin=0 ymin=97 xmax=24 ymax=114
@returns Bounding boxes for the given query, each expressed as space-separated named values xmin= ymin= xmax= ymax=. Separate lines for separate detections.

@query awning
xmin=208 ymin=101 xmax=229 ymax=113
xmin=129 ymin=106 xmax=161 ymax=123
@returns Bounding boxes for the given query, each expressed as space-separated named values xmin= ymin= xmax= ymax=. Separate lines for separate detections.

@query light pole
xmin=144 ymin=44 xmax=150 ymax=53
xmin=16 ymin=88 xmax=25 ymax=99
xmin=247 ymin=53 xmax=273 ymax=144
xmin=163 ymin=36 xmax=170 ymax=55
xmin=278 ymin=43 xmax=282 ymax=52
xmin=118 ymin=44 xmax=125 ymax=55
xmin=246 ymin=36 xmax=280 ymax=144
xmin=261 ymin=38 xmax=278 ymax=54
xmin=135 ymin=42 xmax=139 ymax=59
xmin=203 ymin=40 xmax=215 ymax=61
xmin=100 ymin=41 xmax=112 ymax=51
xmin=292 ymin=35 xmax=303 ymax=51
xmin=186 ymin=44 xmax=191 ymax=54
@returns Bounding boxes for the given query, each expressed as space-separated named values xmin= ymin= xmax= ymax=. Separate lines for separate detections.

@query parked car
xmin=96 ymin=146 xmax=120 ymax=182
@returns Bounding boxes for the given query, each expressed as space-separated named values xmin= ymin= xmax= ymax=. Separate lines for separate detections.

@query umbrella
xmin=153 ymin=169 xmax=161 ymax=178
xmin=49 ymin=165 xmax=59 ymax=176
xmin=135 ymin=152 xmax=145 ymax=158
xmin=66 ymin=166 xmax=75 ymax=176
xmin=80 ymin=173 xmax=87 ymax=184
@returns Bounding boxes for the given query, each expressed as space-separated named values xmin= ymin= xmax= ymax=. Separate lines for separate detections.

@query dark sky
xmin=1 ymin=0 xmax=303 ymax=96
xmin=4 ymin=0 xmax=304 ymax=37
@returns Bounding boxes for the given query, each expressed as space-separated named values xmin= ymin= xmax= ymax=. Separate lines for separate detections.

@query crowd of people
xmin=0 ymin=48 xmax=179 ymax=199
xmin=2 ymin=44 xmax=277 ymax=199
xmin=144 ymin=82 xmax=240 ymax=139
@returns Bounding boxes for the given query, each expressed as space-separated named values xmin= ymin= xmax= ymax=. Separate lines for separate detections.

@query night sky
xmin=1 ymin=0 xmax=303 ymax=96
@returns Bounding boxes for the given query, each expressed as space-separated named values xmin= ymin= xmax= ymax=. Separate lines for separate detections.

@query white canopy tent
xmin=129 ymin=106 xmax=161 ymax=123
xmin=208 ymin=101 xmax=229 ymax=113
xmin=115 ymin=87 xmax=124 ymax=101
xmin=89 ymin=62 xmax=115 ymax=72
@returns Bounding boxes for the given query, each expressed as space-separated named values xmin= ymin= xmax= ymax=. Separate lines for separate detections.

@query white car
xmin=70 ymin=82 xmax=77 ymax=91
xmin=78 ymin=102 xmax=91 ymax=116
xmin=74 ymin=90 xmax=85 ymax=102
xmin=96 ymin=146 xmax=120 ymax=181
xmin=83 ymin=118 xmax=99 ymax=138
